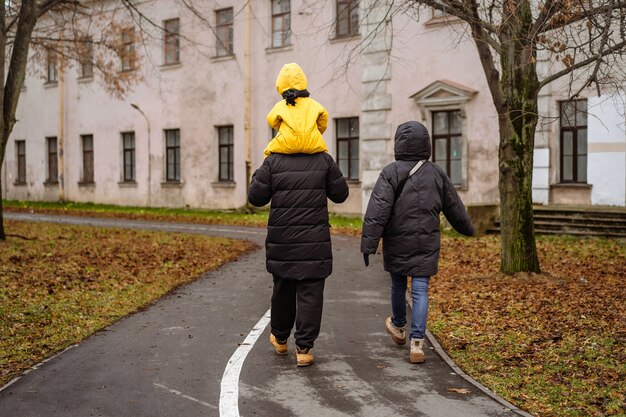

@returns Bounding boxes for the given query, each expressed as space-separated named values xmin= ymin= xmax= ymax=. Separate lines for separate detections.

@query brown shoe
xmin=410 ymin=338 xmax=425 ymax=363
xmin=296 ymin=347 xmax=314 ymax=367
xmin=385 ymin=317 xmax=407 ymax=345
xmin=270 ymin=334 xmax=288 ymax=355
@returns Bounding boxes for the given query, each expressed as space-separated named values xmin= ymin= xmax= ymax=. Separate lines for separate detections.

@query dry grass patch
xmin=0 ymin=221 xmax=256 ymax=387
xmin=430 ymin=234 xmax=626 ymax=417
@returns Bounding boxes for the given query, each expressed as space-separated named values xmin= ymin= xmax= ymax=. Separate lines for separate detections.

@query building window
xmin=163 ymin=18 xmax=180 ymax=65
xmin=46 ymin=137 xmax=58 ymax=183
xmin=336 ymin=0 xmax=359 ymax=38
xmin=336 ymin=117 xmax=359 ymax=180
xmin=560 ymin=99 xmax=587 ymax=183
xmin=120 ymin=28 xmax=135 ymax=71
xmin=16 ymin=140 xmax=26 ymax=184
xmin=46 ymin=49 xmax=58 ymax=83
xmin=216 ymin=8 xmax=234 ymax=57
xmin=218 ymin=126 xmax=234 ymax=181
xmin=122 ymin=132 xmax=135 ymax=182
xmin=271 ymin=0 xmax=291 ymax=48
xmin=81 ymin=134 xmax=94 ymax=183
xmin=165 ymin=129 xmax=181 ymax=182
xmin=79 ymin=38 xmax=94 ymax=78
xmin=432 ymin=110 xmax=463 ymax=186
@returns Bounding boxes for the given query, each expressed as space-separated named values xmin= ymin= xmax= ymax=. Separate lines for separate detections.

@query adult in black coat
xmin=361 ymin=120 xmax=474 ymax=363
xmin=248 ymin=152 xmax=348 ymax=364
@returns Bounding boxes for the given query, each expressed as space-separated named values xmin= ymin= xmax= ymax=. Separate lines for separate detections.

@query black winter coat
xmin=361 ymin=121 xmax=474 ymax=277
xmin=248 ymin=152 xmax=349 ymax=280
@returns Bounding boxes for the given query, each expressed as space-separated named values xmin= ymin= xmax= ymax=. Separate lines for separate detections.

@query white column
xmin=360 ymin=0 xmax=394 ymax=214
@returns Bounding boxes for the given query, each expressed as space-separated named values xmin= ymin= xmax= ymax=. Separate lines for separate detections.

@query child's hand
xmin=363 ymin=254 xmax=370 ymax=267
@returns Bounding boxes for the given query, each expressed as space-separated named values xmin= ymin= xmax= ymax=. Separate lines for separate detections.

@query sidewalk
xmin=1 ymin=213 xmax=530 ymax=416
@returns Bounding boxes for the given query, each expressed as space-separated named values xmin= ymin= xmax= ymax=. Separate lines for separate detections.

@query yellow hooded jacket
xmin=264 ymin=63 xmax=329 ymax=158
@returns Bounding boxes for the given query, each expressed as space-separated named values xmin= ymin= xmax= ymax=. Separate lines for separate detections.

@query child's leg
xmin=271 ymin=275 xmax=297 ymax=342
xmin=390 ymin=273 xmax=408 ymax=328
xmin=409 ymin=276 xmax=430 ymax=340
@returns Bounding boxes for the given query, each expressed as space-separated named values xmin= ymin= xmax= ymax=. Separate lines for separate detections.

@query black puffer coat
xmin=248 ymin=153 xmax=349 ymax=279
xmin=361 ymin=121 xmax=474 ymax=277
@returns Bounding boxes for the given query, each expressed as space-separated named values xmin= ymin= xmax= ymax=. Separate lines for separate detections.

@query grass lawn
xmin=2 ymin=201 xmax=625 ymax=416
xmin=2 ymin=200 xmax=361 ymax=235
xmin=0 ymin=220 xmax=256 ymax=387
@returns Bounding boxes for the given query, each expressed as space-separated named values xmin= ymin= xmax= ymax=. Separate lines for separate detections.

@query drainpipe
xmin=58 ymin=58 xmax=65 ymax=202
xmin=244 ymin=0 xmax=252 ymax=208
xmin=131 ymin=102 xmax=151 ymax=207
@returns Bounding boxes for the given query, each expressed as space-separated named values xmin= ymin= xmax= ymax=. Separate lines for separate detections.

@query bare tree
xmin=0 ymin=0 xmax=162 ymax=240
xmin=383 ymin=0 xmax=626 ymax=273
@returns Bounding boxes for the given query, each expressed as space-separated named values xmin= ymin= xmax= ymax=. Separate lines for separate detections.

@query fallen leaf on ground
xmin=447 ymin=388 xmax=471 ymax=394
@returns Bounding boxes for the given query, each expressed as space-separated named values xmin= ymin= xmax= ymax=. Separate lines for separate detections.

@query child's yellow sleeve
xmin=317 ymin=107 xmax=328 ymax=134
xmin=267 ymin=103 xmax=283 ymax=132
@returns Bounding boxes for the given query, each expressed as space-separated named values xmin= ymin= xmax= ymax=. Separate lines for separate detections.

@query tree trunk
xmin=497 ymin=8 xmax=541 ymax=274
xmin=0 ymin=0 xmax=37 ymax=240
xmin=0 ymin=171 xmax=5 ymax=241
xmin=498 ymin=114 xmax=541 ymax=273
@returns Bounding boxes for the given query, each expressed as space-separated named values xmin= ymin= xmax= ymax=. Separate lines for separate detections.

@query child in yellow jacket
xmin=264 ymin=63 xmax=329 ymax=157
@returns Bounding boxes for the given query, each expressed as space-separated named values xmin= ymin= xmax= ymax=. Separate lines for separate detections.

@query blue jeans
xmin=390 ymin=274 xmax=430 ymax=340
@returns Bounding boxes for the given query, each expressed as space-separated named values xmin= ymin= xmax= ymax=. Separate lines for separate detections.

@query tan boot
xmin=410 ymin=338 xmax=425 ymax=364
xmin=295 ymin=347 xmax=314 ymax=367
xmin=270 ymin=334 xmax=288 ymax=355
xmin=385 ymin=317 xmax=407 ymax=345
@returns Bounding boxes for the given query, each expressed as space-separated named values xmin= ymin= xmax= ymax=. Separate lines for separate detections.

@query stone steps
xmin=488 ymin=206 xmax=626 ymax=237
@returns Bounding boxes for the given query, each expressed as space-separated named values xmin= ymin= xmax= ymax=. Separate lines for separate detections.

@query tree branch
xmin=539 ymin=39 xmax=626 ymax=89
xmin=463 ymin=0 xmax=504 ymax=110
xmin=4 ymin=0 xmax=38 ymax=136
xmin=416 ymin=0 xmax=500 ymax=34
xmin=570 ymin=0 xmax=616 ymax=98
xmin=532 ymin=0 xmax=559 ymax=37
xmin=538 ymin=1 xmax=626 ymax=33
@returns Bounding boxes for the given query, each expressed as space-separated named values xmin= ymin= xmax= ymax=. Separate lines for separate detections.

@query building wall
xmin=4 ymin=0 xmax=625 ymax=211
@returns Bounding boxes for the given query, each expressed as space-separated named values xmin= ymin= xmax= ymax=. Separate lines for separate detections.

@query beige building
xmin=2 ymin=0 xmax=625 ymax=214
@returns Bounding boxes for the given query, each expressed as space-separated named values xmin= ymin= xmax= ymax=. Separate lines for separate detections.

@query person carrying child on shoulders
xmin=361 ymin=120 xmax=474 ymax=364
xmin=249 ymin=63 xmax=348 ymax=367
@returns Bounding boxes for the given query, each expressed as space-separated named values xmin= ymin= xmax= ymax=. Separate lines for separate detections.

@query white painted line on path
xmin=154 ymin=383 xmax=217 ymax=409
xmin=219 ymin=309 xmax=271 ymax=417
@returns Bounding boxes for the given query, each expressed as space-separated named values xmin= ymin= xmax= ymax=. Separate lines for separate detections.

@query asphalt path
xmin=1 ymin=213 xmax=530 ymax=417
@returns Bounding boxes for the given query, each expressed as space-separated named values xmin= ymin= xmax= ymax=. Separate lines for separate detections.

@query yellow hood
xmin=276 ymin=63 xmax=308 ymax=95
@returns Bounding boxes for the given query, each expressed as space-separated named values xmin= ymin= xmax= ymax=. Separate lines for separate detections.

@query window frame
xmin=335 ymin=117 xmax=359 ymax=180
xmin=215 ymin=8 xmax=234 ymax=57
xmin=81 ymin=134 xmax=94 ymax=183
xmin=46 ymin=136 xmax=58 ymax=183
xmin=335 ymin=0 xmax=359 ymax=38
xmin=271 ymin=0 xmax=291 ymax=48
xmin=46 ymin=49 xmax=58 ymax=83
xmin=15 ymin=140 xmax=26 ymax=184
xmin=218 ymin=125 xmax=234 ymax=182
xmin=165 ymin=129 xmax=181 ymax=182
xmin=120 ymin=28 xmax=136 ymax=72
xmin=79 ymin=38 xmax=94 ymax=78
xmin=122 ymin=132 xmax=136 ymax=183
xmin=559 ymin=99 xmax=588 ymax=183
xmin=163 ymin=18 xmax=181 ymax=65
xmin=431 ymin=109 xmax=463 ymax=186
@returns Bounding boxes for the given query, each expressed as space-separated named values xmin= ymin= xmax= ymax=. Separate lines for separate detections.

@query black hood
xmin=394 ymin=121 xmax=431 ymax=161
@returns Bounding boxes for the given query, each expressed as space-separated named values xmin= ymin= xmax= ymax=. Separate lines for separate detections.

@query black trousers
xmin=270 ymin=276 xmax=326 ymax=350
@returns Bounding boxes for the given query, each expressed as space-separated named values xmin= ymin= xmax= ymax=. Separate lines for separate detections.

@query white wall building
xmin=2 ymin=0 xmax=625 ymax=214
